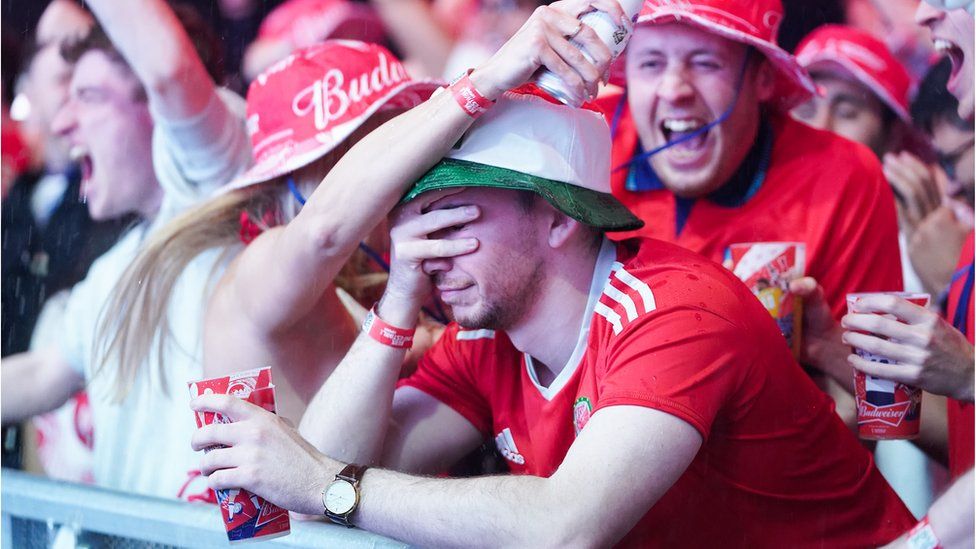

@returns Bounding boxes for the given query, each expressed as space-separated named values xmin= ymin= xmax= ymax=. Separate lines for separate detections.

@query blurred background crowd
xmin=0 ymin=0 xmax=972 ymax=542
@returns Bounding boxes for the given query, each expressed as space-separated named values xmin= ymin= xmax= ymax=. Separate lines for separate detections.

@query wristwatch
xmin=322 ymin=464 xmax=368 ymax=527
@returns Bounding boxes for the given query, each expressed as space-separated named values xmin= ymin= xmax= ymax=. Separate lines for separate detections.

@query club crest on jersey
xmin=494 ymin=428 xmax=525 ymax=465
xmin=573 ymin=396 xmax=592 ymax=435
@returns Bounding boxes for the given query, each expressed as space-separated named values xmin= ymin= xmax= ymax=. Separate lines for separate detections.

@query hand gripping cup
xmin=730 ymin=242 xmax=806 ymax=358
xmin=188 ymin=367 xmax=291 ymax=543
xmin=847 ymin=292 xmax=930 ymax=440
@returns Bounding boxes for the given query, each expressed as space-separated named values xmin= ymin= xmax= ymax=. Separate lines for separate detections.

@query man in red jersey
xmin=599 ymin=0 xmax=903 ymax=321
xmin=187 ymin=4 xmax=913 ymax=543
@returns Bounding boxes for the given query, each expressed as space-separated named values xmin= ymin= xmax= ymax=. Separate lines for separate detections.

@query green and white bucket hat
xmin=403 ymin=87 xmax=644 ymax=232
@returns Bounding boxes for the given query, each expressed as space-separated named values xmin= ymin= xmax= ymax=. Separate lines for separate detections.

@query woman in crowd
xmin=97 ymin=41 xmax=440 ymax=423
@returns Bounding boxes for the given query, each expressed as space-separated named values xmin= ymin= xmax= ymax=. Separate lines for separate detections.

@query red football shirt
xmin=946 ymin=230 xmax=974 ymax=479
xmin=597 ymin=94 xmax=903 ymax=319
xmin=402 ymin=239 xmax=913 ymax=547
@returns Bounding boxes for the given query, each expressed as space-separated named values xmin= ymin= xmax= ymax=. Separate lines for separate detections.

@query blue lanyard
xmin=950 ymin=261 xmax=974 ymax=336
xmin=613 ymin=49 xmax=754 ymax=182
xmin=287 ymin=178 xmax=449 ymax=324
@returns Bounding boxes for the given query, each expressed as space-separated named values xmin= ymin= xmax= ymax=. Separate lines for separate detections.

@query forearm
xmin=1 ymin=350 xmax=83 ymax=424
xmin=928 ymin=469 xmax=975 ymax=549
xmin=885 ymin=469 xmax=974 ymax=549
xmin=291 ymin=86 xmax=474 ymax=264
xmin=85 ymin=0 xmax=215 ymax=118
xmin=355 ymin=469 xmax=587 ymax=548
xmin=298 ymin=294 xmax=422 ymax=464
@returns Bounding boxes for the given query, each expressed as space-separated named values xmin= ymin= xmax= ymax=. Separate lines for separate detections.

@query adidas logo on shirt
xmin=494 ymin=428 xmax=525 ymax=465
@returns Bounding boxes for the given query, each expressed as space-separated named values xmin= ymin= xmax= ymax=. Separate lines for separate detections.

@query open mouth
xmin=934 ymin=38 xmax=966 ymax=89
xmin=70 ymin=146 xmax=94 ymax=201
xmin=70 ymin=146 xmax=94 ymax=181
xmin=659 ymin=117 xmax=711 ymax=162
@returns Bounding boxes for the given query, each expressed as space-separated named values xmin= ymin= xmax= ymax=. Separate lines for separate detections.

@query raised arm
xmin=228 ymin=0 xmax=618 ymax=332
xmin=295 ymin=189 xmax=486 ymax=466
xmin=84 ymin=0 xmax=216 ymax=120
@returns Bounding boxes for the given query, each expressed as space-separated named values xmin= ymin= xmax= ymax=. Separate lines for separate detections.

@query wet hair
xmin=911 ymin=57 xmax=970 ymax=135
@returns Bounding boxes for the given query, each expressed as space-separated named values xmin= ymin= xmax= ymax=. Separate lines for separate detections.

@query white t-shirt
xmin=58 ymin=88 xmax=251 ymax=499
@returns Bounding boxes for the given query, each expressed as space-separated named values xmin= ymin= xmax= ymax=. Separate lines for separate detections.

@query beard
xmin=443 ymin=249 xmax=544 ymax=332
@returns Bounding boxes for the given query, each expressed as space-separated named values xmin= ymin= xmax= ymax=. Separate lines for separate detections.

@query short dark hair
xmin=514 ymin=190 xmax=604 ymax=250
xmin=60 ymin=23 xmax=146 ymax=100
xmin=911 ymin=58 xmax=969 ymax=135
xmin=515 ymin=190 xmax=539 ymax=213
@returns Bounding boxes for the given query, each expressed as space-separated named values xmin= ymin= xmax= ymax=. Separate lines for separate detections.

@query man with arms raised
xmin=191 ymin=2 xmax=913 ymax=544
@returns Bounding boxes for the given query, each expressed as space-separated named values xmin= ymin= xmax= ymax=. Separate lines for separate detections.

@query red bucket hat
xmin=256 ymin=0 xmax=386 ymax=48
xmin=224 ymin=40 xmax=441 ymax=192
xmin=795 ymin=25 xmax=913 ymax=122
xmin=612 ymin=0 xmax=816 ymax=110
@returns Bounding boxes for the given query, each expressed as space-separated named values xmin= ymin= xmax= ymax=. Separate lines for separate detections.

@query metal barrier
xmin=1 ymin=469 xmax=409 ymax=548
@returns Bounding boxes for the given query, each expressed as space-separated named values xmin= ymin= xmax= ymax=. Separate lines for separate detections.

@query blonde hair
xmin=94 ymin=131 xmax=390 ymax=402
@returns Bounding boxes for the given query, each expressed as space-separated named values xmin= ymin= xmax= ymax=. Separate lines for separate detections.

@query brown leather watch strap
xmin=324 ymin=464 xmax=369 ymax=528
xmin=337 ymin=464 xmax=368 ymax=484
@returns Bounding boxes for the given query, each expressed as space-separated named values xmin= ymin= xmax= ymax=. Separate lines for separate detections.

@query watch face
xmin=324 ymin=479 xmax=357 ymax=515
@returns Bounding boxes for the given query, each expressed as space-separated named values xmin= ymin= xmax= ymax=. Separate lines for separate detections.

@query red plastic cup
xmin=847 ymin=292 xmax=930 ymax=440
xmin=729 ymin=242 xmax=806 ymax=358
xmin=188 ymin=367 xmax=291 ymax=543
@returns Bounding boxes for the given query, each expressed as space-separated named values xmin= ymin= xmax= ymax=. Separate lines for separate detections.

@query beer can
xmin=846 ymin=292 xmax=930 ymax=440
xmin=188 ymin=367 xmax=291 ymax=543
xmin=729 ymin=242 xmax=806 ymax=358
xmin=534 ymin=0 xmax=643 ymax=107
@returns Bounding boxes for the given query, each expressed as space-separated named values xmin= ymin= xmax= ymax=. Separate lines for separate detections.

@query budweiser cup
xmin=188 ymin=367 xmax=291 ymax=543
xmin=729 ymin=242 xmax=806 ymax=358
xmin=847 ymin=292 xmax=930 ymax=440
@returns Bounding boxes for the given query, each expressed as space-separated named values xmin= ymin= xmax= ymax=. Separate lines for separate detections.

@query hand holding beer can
xmin=188 ymin=367 xmax=291 ymax=543
xmin=846 ymin=292 xmax=930 ymax=440
xmin=534 ymin=0 xmax=643 ymax=106
xmin=729 ymin=242 xmax=806 ymax=358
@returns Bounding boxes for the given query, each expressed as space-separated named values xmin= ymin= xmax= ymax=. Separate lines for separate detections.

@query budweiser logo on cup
xmin=730 ymin=242 xmax=806 ymax=357
xmin=846 ymin=292 xmax=930 ymax=440
xmin=188 ymin=367 xmax=290 ymax=543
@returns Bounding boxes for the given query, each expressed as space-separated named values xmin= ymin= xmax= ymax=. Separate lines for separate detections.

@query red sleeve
xmin=594 ymin=306 xmax=750 ymax=441
xmin=812 ymin=149 xmax=904 ymax=319
xmin=398 ymin=324 xmax=494 ymax=436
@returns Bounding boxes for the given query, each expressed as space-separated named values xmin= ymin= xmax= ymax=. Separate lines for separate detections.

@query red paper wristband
xmin=450 ymin=69 xmax=494 ymax=119
xmin=363 ymin=306 xmax=415 ymax=349
xmin=906 ymin=516 xmax=942 ymax=549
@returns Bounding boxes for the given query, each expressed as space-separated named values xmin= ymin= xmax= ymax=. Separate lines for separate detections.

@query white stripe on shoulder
xmin=456 ymin=329 xmax=496 ymax=340
xmin=611 ymin=262 xmax=657 ymax=314
xmin=601 ymin=282 xmax=639 ymax=321
xmin=594 ymin=302 xmax=623 ymax=335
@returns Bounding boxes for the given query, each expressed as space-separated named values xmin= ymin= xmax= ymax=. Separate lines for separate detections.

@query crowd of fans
xmin=0 ymin=0 xmax=973 ymax=546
